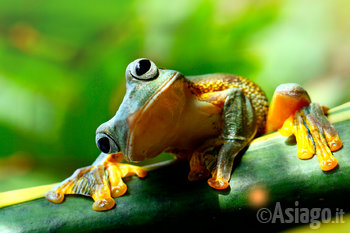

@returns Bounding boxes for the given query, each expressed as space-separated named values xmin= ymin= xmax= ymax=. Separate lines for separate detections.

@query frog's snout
xmin=96 ymin=133 xmax=120 ymax=154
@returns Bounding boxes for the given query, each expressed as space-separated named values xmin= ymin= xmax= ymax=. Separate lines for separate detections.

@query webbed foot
xmin=46 ymin=153 xmax=147 ymax=211
xmin=280 ymin=103 xmax=342 ymax=171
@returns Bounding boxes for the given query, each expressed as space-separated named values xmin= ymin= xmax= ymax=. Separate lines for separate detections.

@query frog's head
xmin=95 ymin=58 xmax=187 ymax=162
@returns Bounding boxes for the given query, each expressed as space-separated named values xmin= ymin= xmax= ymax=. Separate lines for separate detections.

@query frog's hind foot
xmin=267 ymin=83 xmax=342 ymax=171
xmin=46 ymin=153 xmax=147 ymax=211
xmin=280 ymin=103 xmax=342 ymax=171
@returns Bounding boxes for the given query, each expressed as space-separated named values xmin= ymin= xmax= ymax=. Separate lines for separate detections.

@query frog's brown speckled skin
xmin=186 ymin=74 xmax=269 ymax=135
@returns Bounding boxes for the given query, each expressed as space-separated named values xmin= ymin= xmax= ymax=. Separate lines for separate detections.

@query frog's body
xmin=120 ymin=72 xmax=268 ymax=161
xmin=46 ymin=58 xmax=343 ymax=211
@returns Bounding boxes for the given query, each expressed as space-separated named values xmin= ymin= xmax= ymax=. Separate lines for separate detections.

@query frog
xmin=46 ymin=58 xmax=343 ymax=211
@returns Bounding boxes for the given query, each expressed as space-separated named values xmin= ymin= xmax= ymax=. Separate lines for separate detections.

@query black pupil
xmin=97 ymin=137 xmax=110 ymax=153
xmin=135 ymin=59 xmax=151 ymax=76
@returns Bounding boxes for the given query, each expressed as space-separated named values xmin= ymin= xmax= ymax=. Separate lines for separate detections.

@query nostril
xmin=97 ymin=137 xmax=110 ymax=154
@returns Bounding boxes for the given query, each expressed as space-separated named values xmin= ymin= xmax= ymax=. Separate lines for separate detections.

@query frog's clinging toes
xmin=46 ymin=58 xmax=343 ymax=211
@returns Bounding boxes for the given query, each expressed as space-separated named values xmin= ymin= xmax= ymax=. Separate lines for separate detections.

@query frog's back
xmin=185 ymin=74 xmax=269 ymax=135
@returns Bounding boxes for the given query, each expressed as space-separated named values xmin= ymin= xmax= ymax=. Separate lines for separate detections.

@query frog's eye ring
xmin=129 ymin=58 xmax=159 ymax=81
xmin=96 ymin=133 xmax=120 ymax=154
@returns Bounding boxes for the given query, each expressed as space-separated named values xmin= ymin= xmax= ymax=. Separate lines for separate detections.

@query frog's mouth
xmin=125 ymin=71 xmax=181 ymax=161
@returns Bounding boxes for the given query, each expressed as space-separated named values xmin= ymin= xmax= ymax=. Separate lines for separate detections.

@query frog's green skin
xmin=46 ymin=58 xmax=341 ymax=211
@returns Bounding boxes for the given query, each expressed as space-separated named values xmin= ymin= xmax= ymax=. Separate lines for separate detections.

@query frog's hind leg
xmin=207 ymin=88 xmax=257 ymax=190
xmin=266 ymin=83 xmax=342 ymax=171
xmin=46 ymin=153 xmax=147 ymax=211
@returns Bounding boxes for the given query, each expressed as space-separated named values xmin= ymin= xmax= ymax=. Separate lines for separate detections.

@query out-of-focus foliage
xmin=0 ymin=0 xmax=349 ymax=191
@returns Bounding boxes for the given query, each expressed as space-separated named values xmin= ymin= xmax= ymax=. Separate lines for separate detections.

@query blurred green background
xmin=0 ymin=0 xmax=349 ymax=192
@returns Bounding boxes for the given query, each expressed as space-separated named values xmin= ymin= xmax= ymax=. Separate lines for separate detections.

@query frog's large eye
xmin=96 ymin=133 xmax=120 ymax=154
xmin=129 ymin=58 xmax=159 ymax=80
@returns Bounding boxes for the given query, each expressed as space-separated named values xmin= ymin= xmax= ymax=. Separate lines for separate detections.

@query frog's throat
xmin=125 ymin=72 xmax=181 ymax=161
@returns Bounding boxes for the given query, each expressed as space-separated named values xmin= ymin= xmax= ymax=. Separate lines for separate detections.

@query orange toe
xmin=207 ymin=177 xmax=229 ymax=190
xmin=92 ymin=197 xmax=115 ymax=211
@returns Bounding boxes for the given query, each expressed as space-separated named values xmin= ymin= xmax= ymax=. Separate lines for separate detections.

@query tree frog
xmin=46 ymin=58 xmax=343 ymax=211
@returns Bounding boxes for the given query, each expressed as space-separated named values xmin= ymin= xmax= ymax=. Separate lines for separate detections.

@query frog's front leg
xmin=207 ymin=88 xmax=257 ymax=189
xmin=266 ymin=83 xmax=343 ymax=171
xmin=45 ymin=153 xmax=147 ymax=211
